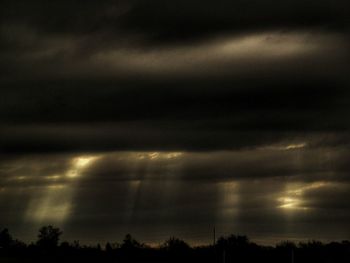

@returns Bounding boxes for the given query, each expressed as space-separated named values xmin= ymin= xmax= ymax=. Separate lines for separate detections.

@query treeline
xmin=1 ymin=226 xmax=350 ymax=263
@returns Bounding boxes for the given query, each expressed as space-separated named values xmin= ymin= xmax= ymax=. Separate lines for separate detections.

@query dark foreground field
xmin=1 ymin=226 xmax=350 ymax=263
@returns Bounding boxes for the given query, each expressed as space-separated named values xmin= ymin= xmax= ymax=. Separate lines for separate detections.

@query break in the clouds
xmin=1 ymin=0 xmax=350 ymax=245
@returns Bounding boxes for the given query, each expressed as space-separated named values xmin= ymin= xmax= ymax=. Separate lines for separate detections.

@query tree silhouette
xmin=216 ymin=234 xmax=249 ymax=249
xmin=105 ymin=242 xmax=113 ymax=252
xmin=121 ymin=234 xmax=143 ymax=250
xmin=36 ymin=225 xmax=62 ymax=249
xmin=162 ymin=237 xmax=190 ymax=252
xmin=0 ymin=228 xmax=13 ymax=249
xmin=1 ymin=227 xmax=350 ymax=263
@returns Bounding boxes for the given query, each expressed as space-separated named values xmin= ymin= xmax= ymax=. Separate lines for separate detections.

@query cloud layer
xmin=1 ymin=0 xmax=350 ymax=244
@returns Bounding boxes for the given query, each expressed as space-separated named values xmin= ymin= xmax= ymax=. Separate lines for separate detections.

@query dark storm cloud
xmin=1 ymin=46 xmax=350 ymax=153
xmin=0 ymin=74 xmax=347 ymax=123
xmin=3 ymin=146 xmax=350 ymax=190
xmin=302 ymin=183 xmax=350 ymax=210
xmin=0 ymin=154 xmax=74 ymax=188
xmin=119 ymin=0 xmax=350 ymax=44
xmin=1 ymin=0 xmax=349 ymax=44
xmin=64 ymin=148 xmax=350 ymax=183
xmin=1 ymin=0 xmax=350 ymax=154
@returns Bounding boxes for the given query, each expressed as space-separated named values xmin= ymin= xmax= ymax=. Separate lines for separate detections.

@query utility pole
xmin=213 ymin=227 xmax=216 ymax=246
xmin=213 ymin=227 xmax=216 ymax=263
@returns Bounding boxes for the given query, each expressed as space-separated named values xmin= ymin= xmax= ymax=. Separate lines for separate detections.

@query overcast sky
xmin=1 ymin=0 xmax=350 ymax=245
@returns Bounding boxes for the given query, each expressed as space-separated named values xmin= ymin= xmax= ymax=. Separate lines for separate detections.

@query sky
xmin=1 ymin=0 xmax=350 ymax=246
